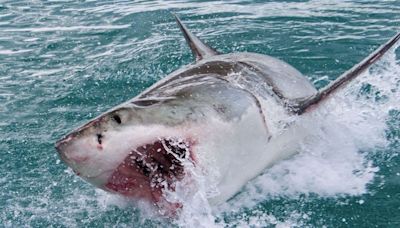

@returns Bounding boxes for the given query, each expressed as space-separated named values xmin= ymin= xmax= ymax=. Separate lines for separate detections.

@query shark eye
xmin=113 ymin=115 xmax=122 ymax=124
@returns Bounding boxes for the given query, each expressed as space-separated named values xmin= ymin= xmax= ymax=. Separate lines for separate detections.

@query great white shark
xmin=55 ymin=15 xmax=400 ymax=213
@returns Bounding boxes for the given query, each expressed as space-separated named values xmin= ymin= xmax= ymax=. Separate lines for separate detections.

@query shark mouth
xmin=105 ymin=137 xmax=194 ymax=206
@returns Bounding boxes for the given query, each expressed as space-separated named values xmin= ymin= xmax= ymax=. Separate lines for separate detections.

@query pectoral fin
xmin=296 ymin=32 xmax=400 ymax=114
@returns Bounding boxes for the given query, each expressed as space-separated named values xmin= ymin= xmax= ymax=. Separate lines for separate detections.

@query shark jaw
xmin=55 ymin=121 xmax=199 ymax=209
xmin=105 ymin=137 xmax=194 ymax=209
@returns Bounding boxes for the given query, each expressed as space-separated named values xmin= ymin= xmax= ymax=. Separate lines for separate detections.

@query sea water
xmin=1 ymin=0 xmax=399 ymax=227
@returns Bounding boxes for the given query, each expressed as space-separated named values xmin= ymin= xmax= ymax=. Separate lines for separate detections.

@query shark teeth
xmin=127 ymin=137 xmax=191 ymax=186
xmin=105 ymin=137 xmax=193 ymax=203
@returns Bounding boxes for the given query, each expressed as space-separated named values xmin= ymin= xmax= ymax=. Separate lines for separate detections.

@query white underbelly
xmin=193 ymin=104 xmax=311 ymax=205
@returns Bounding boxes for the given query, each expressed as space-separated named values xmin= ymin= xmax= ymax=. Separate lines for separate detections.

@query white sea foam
xmin=243 ymin=46 xmax=396 ymax=218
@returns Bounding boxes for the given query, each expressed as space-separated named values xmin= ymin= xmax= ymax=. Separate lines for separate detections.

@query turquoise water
xmin=1 ymin=0 xmax=400 ymax=227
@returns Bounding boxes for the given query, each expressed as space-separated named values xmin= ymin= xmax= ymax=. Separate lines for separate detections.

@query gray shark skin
xmin=55 ymin=15 xmax=400 ymax=213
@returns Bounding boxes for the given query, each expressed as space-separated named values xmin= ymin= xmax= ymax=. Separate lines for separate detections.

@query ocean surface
xmin=1 ymin=0 xmax=400 ymax=227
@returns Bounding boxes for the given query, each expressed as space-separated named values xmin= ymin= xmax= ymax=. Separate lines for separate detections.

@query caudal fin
xmin=174 ymin=14 xmax=219 ymax=61
xmin=296 ymin=32 xmax=400 ymax=114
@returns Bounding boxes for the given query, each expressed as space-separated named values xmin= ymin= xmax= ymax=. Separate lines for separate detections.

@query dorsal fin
xmin=174 ymin=15 xmax=219 ymax=61
xmin=295 ymin=31 xmax=400 ymax=114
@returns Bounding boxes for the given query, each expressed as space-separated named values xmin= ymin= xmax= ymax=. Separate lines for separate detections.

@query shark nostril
xmin=96 ymin=134 xmax=103 ymax=145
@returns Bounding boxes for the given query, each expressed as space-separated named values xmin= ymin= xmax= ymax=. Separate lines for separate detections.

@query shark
xmin=55 ymin=15 xmax=400 ymax=213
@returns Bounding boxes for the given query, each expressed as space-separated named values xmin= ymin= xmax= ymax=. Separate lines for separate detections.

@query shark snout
xmin=55 ymin=133 xmax=75 ymax=153
xmin=55 ymin=132 xmax=89 ymax=164
xmin=55 ymin=134 xmax=74 ymax=163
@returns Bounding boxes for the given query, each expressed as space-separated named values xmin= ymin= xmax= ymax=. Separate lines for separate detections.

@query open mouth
xmin=105 ymin=137 xmax=194 ymax=202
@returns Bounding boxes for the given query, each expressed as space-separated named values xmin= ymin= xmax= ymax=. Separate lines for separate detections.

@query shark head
xmin=55 ymin=78 xmax=267 ymax=207
xmin=55 ymin=104 xmax=191 ymax=199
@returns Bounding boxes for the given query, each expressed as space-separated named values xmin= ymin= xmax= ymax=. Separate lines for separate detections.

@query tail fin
xmin=174 ymin=14 xmax=219 ymax=61
xmin=296 ymin=32 xmax=400 ymax=114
